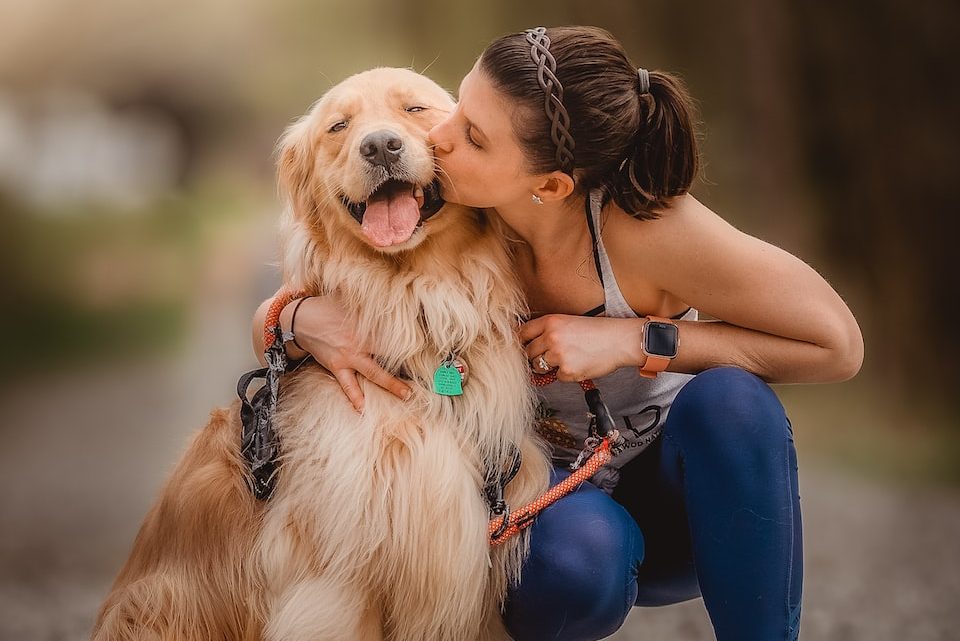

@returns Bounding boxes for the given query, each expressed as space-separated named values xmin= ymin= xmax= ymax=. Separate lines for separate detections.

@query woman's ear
xmin=276 ymin=116 xmax=318 ymax=217
xmin=532 ymin=171 xmax=576 ymax=203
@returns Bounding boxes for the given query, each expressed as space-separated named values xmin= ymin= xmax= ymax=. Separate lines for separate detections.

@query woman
xmin=252 ymin=26 xmax=862 ymax=641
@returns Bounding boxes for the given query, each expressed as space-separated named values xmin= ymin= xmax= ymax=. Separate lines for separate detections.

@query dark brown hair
xmin=479 ymin=26 xmax=702 ymax=219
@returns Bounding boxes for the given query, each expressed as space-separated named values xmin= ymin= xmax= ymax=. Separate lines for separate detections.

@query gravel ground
xmin=1 ymin=255 xmax=958 ymax=640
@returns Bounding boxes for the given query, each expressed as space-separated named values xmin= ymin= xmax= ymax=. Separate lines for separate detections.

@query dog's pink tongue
xmin=361 ymin=189 xmax=420 ymax=247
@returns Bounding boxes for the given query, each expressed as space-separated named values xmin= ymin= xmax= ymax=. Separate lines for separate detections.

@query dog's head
xmin=278 ymin=67 xmax=457 ymax=253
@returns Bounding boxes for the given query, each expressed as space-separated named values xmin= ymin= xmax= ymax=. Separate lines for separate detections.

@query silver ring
xmin=536 ymin=355 xmax=550 ymax=372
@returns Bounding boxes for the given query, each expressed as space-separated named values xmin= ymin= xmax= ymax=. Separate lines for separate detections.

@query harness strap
xmin=237 ymin=287 xmax=309 ymax=500
xmin=237 ymin=333 xmax=284 ymax=500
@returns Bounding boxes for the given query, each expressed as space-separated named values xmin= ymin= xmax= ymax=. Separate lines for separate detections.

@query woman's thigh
xmin=616 ymin=366 xmax=803 ymax=640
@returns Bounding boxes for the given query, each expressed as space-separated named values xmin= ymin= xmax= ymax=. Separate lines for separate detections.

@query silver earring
xmin=531 ymin=194 xmax=543 ymax=205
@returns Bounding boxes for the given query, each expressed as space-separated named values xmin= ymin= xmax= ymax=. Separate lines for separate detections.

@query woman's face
xmin=427 ymin=65 xmax=537 ymax=209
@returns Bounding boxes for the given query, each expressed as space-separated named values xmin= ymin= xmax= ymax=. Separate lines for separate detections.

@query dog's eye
xmin=405 ymin=106 xmax=427 ymax=113
xmin=329 ymin=121 xmax=348 ymax=133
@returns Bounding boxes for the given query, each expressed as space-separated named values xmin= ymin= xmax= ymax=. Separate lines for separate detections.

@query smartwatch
xmin=639 ymin=316 xmax=679 ymax=379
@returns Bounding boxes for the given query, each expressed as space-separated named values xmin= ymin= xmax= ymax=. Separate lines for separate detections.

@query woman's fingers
xmin=356 ymin=356 xmax=413 ymax=400
xmin=333 ymin=358 xmax=413 ymax=412
xmin=281 ymin=295 xmax=413 ymax=408
xmin=532 ymin=351 xmax=556 ymax=373
xmin=523 ymin=334 xmax=550 ymax=362
xmin=333 ymin=368 xmax=365 ymax=413
xmin=517 ymin=315 xmax=549 ymax=344
xmin=331 ymin=356 xmax=413 ymax=415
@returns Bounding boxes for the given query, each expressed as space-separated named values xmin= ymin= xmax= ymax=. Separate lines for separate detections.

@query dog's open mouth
xmin=341 ymin=178 xmax=444 ymax=248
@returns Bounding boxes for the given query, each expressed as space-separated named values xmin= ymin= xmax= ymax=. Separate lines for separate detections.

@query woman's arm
xmin=251 ymin=293 xmax=412 ymax=411
xmin=519 ymin=194 xmax=864 ymax=384
xmin=644 ymin=194 xmax=863 ymax=383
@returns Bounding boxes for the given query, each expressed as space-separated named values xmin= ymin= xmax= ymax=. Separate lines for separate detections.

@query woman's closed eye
xmin=464 ymin=125 xmax=481 ymax=149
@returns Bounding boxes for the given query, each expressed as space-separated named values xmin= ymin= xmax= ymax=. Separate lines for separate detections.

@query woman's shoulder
xmin=602 ymin=192 xmax=751 ymax=308
xmin=603 ymin=193 xmax=730 ymax=265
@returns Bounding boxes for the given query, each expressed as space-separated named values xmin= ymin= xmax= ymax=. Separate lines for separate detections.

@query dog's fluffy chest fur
xmin=255 ymin=208 xmax=549 ymax=639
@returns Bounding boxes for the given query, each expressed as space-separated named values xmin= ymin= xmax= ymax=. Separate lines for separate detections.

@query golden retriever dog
xmin=92 ymin=67 xmax=552 ymax=641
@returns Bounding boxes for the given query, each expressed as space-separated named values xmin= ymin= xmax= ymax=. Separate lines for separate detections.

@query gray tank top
xmin=533 ymin=189 xmax=697 ymax=494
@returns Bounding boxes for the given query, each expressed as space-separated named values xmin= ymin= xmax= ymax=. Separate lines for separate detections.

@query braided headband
xmin=524 ymin=27 xmax=576 ymax=174
xmin=524 ymin=27 xmax=652 ymax=174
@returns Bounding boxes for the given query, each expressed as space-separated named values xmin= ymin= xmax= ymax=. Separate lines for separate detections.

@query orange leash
xmin=488 ymin=436 xmax=612 ymax=546
xmin=488 ymin=371 xmax=616 ymax=546
xmin=263 ymin=288 xmax=309 ymax=351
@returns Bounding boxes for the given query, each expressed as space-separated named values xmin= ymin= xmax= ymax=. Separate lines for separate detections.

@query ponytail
xmin=610 ymin=70 xmax=702 ymax=219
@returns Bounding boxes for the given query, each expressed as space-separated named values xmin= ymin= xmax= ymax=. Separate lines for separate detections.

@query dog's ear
xmin=276 ymin=116 xmax=318 ymax=218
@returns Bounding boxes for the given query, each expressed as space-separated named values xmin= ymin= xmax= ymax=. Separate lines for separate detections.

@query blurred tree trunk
xmin=729 ymin=0 xmax=812 ymax=248
xmin=789 ymin=1 xmax=960 ymax=407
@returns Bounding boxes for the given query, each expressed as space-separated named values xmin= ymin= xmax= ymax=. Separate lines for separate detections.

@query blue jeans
xmin=503 ymin=367 xmax=803 ymax=641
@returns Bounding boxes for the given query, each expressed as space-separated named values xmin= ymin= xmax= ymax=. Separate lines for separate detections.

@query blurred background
xmin=0 ymin=0 xmax=957 ymax=639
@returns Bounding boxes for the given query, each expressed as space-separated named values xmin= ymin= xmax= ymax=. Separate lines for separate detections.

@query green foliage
xmin=0 ymin=192 xmax=207 ymax=380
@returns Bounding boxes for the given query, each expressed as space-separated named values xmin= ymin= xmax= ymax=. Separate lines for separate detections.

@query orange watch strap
xmin=639 ymin=355 xmax=671 ymax=378
xmin=639 ymin=316 xmax=676 ymax=379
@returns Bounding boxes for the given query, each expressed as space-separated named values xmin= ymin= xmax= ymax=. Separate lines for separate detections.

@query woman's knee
xmin=505 ymin=477 xmax=644 ymax=640
xmin=525 ymin=482 xmax=644 ymax=600
xmin=667 ymin=366 xmax=789 ymax=454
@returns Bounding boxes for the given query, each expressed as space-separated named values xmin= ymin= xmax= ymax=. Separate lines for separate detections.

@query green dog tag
xmin=433 ymin=362 xmax=463 ymax=396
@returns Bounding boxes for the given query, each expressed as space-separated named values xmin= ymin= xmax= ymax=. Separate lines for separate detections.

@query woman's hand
xmin=517 ymin=315 xmax=643 ymax=382
xmin=254 ymin=293 xmax=412 ymax=413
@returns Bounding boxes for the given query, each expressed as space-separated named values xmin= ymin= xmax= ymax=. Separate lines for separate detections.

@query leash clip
xmin=483 ymin=443 xmax=523 ymax=540
xmin=570 ymin=432 xmax=602 ymax=471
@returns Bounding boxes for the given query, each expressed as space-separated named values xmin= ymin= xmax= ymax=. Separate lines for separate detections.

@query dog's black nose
xmin=360 ymin=130 xmax=404 ymax=168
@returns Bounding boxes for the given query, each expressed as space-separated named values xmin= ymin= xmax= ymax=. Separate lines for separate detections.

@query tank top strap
xmin=585 ymin=189 xmax=639 ymax=319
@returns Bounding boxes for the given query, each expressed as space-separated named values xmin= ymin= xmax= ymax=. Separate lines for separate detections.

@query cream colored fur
xmin=92 ymin=67 xmax=551 ymax=641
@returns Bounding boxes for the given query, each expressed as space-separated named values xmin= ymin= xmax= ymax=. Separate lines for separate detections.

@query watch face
xmin=644 ymin=322 xmax=679 ymax=358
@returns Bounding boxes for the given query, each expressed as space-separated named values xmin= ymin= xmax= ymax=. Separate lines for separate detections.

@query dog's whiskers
xmin=312 ymin=181 xmax=343 ymax=209
xmin=432 ymin=159 xmax=464 ymax=205
xmin=417 ymin=53 xmax=442 ymax=77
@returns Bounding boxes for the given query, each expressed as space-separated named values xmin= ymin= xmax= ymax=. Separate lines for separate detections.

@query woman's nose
xmin=427 ymin=119 xmax=453 ymax=154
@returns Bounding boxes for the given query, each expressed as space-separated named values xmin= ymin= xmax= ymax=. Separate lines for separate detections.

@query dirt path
xmin=1 ymin=245 xmax=958 ymax=640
